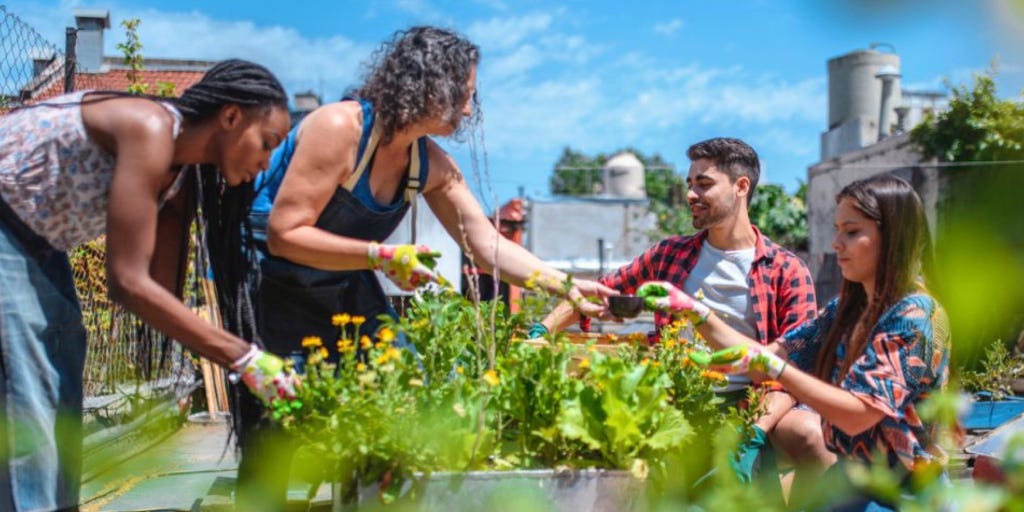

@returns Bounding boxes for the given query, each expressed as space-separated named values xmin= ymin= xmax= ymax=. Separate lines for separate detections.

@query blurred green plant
xmin=960 ymin=341 xmax=1024 ymax=400
xmin=911 ymin=68 xmax=1024 ymax=367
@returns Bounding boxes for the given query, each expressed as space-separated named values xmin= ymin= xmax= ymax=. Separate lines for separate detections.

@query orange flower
xmin=360 ymin=335 xmax=372 ymax=349
xmin=332 ymin=314 xmax=350 ymax=326
xmin=352 ymin=316 xmax=366 ymax=326
xmin=701 ymin=370 xmax=727 ymax=383
xmin=301 ymin=336 xmax=323 ymax=348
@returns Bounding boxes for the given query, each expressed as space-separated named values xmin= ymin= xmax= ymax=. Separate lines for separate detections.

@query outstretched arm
xmin=639 ymin=281 xmax=887 ymax=436
xmin=422 ymin=141 xmax=616 ymax=314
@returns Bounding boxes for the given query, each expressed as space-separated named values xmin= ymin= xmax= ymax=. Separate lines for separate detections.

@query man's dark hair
xmin=686 ymin=137 xmax=761 ymax=192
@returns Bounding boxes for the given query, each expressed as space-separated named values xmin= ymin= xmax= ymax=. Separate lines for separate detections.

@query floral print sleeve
xmin=841 ymin=295 xmax=949 ymax=419
xmin=778 ymin=297 xmax=838 ymax=372
xmin=825 ymin=294 xmax=950 ymax=470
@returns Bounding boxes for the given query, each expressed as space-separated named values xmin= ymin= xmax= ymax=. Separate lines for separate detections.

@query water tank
xmin=602 ymin=152 xmax=646 ymax=199
xmin=827 ymin=49 xmax=900 ymax=130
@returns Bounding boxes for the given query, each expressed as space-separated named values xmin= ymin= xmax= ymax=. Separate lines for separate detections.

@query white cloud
xmin=653 ymin=19 xmax=684 ymax=37
xmin=467 ymin=13 xmax=553 ymax=50
xmin=116 ymin=9 xmax=374 ymax=102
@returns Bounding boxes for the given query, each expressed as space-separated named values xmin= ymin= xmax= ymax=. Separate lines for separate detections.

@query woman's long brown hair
xmin=813 ymin=174 xmax=935 ymax=382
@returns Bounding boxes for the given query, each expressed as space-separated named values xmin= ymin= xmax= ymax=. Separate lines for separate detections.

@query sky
xmin=5 ymin=0 xmax=1024 ymax=212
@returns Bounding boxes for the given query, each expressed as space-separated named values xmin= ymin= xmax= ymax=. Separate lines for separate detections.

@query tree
xmin=910 ymin=69 xmax=1024 ymax=367
xmin=748 ymin=182 xmax=808 ymax=251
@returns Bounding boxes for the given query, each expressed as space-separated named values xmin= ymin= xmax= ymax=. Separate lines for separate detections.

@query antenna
xmin=869 ymin=42 xmax=895 ymax=53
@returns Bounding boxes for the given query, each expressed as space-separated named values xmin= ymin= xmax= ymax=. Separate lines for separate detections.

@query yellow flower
xmin=360 ymin=335 xmax=372 ymax=349
xmin=337 ymin=339 xmax=353 ymax=352
xmin=376 ymin=353 xmax=390 ymax=365
xmin=377 ymin=327 xmax=395 ymax=344
xmin=578 ymin=358 xmax=591 ymax=369
xmin=456 ymin=366 xmax=465 ymax=375
xmin=606 ymin=333 xmax=619 ymax=343
xmin=301 ymin=336 xmax=323 ymax=348
xmin=385 ymin=347 xmax=401 ymax=361
xmin=482 ymin=369 xmax=500 ymax=387
xmin=352 ymin=316 xmax=366 ymax=326
xmin=408 ymin=378 xmax=424 ymax=387
xmin=332 ymin=313 xmax=350 ymax=326
xmin=374 ymin=342 xmax=386 ymax=350
xmin=318 ymin=347 xmax=329 ymax=359
xmin=356 ymin=362 xmax=367 ymax=372
xmin=640 ymin=358 xmax=650 ymax=366
xmin=652 ymin=361 xmax=661 ymax=367
xmin=664 ymin=339 xmax=677 ymax=349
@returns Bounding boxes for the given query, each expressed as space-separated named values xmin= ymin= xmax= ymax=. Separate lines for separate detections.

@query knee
xmin=772 ymin=416 xmax=826 ymax=456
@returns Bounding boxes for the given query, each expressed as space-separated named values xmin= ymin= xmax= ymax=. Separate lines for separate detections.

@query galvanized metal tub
xmin=332 ymin=468 xmax=645 ymax=511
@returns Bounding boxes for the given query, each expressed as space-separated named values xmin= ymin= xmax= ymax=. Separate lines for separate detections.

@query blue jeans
xmin=0 ymin=218 xmax=86 ymax=511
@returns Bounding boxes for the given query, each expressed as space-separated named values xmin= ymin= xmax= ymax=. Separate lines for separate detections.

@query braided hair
xmin=181 ymin=59 xmax=287 ymax=343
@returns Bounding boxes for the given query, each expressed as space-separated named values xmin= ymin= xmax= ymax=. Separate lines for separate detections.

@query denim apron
xmin=250 ymin=99 xmax=429 ymax=358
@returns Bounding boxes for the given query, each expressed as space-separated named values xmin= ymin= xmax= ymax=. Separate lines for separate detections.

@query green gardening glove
xmin=689 ymin=345 xmax=788 ymax=380
xmin=636 ymin=281 xmax=710 ymax=323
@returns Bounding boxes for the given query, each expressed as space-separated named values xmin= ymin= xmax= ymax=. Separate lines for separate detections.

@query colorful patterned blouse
xmin=779 ymin=294 xmax=950 ymax=470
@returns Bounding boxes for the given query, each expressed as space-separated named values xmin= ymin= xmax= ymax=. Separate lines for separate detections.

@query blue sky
xmin=6 ymin=0 xmax=1024 ymax=211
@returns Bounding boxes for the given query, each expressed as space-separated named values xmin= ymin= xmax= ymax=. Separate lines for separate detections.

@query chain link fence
xmin=1 ymin=5 xmax=199 ymax=429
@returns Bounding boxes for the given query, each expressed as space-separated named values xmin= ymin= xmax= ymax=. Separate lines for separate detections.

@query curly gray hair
xmin=353 ymin=26 xmax=480 ymax=143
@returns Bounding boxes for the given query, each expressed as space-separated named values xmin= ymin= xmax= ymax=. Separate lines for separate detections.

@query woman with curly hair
xmin=238 ymin=26 xmax=617 ymax=509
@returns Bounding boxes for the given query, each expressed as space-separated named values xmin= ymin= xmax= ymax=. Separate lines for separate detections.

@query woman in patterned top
xmin=0 ymin=60 xmax=299 ymax=511
xmin=637 ymin=174 xmax=949 ymax=511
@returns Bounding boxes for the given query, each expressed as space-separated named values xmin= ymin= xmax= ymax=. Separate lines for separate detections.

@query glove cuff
xmin=230 ymin=344 xmax=260 ymax=372
xmin=528 ymin=322 xmax=549 ymax=339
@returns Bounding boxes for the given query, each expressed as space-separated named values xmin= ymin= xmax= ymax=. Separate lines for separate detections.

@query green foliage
xmin=960 ymin=341 xmax=1024 ymax=400
xmin=748 ymin=183 xmax=808 ymax=251
xmin=911 ymin=69 xmax=1024 ymax=367
xmin=115 ymin=19 xmax=176 ymax=97
xmin=910 ymin=69 xmax=1024 ymax=163
xmin=116 ymin=19 xmax=147 ymax=95
xmin=275 ymin=288 xmax=743 ymax=504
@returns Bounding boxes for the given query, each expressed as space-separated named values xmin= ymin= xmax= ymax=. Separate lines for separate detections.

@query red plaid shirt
xmin=600 ymin=226 xmax=817 ymax=345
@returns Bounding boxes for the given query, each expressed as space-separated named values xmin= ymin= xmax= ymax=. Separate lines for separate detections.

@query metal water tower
xmin=602 ymin=152 xmax=646 ymax=199
xmin=827 ymin=47 xmax=901 ymax=131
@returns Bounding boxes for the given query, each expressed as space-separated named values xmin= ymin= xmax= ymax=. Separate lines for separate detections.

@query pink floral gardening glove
xmin=367 ymin=242 xmax=441 ymax=291
xmin=230 ymin=345 xmax=300 ymax=405
xmin=689 ymin=345 xmax=789 ymax=380
xmin=636 ymin=281 xmax=711 ymax=324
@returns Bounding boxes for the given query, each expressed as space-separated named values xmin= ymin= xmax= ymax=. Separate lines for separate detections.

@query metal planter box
xmin=332 ymin=469 xmax=645 ymax=512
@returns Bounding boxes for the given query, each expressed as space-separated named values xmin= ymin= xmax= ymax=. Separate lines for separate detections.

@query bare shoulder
xmin=80 ymin=94 xmax=176 ymax=141
xmin=423 ymin=138 xmax=463 ymax=180
xmin=296 ymin=101 xmax=362 ymax=143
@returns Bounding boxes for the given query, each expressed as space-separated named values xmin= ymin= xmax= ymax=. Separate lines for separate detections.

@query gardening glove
xmin=689 ymin=345 xmax=789 ymax=380
xmin=230 ymin=345 xmax=300 ymax=405
xmin=367 ymin=242 xmax=441 ymax=291
xmin=528 ymin=322 xmax=549 ymax=339
xmin=636 ymin=281 xmax=711 ymax=324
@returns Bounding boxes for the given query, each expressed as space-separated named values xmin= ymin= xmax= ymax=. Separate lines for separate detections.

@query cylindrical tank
xmin=827 ymin=50 xmax=901 ymax=130
xmin=602 ymin=152 xmax=646 ymax=199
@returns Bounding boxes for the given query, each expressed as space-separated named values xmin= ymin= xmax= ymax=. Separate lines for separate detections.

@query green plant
xmin=274 ymin=284 xmax=745 ymax=505
xmin=960 ymin=340 xmax=1024 ymax=400
xmin=115 ymin=19 xmax=177 ymax=97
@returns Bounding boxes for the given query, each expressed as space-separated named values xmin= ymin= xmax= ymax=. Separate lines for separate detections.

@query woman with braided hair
xmin=0 ymin=59 xmax=297 ymax=511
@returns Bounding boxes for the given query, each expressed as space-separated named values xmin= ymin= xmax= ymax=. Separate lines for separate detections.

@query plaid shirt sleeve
xmin=599 ymin=236 xmax=700 ymax=294
xmin=774 ymin=251 xmax=818 ymax=336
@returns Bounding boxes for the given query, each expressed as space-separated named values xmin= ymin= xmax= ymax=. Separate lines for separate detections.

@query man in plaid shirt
xmin=535 ymin=137 xmax=833 ymax=485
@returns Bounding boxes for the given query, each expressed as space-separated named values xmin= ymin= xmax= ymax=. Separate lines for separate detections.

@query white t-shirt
xmin=683 ymin=240 xmax=757 ymax=392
